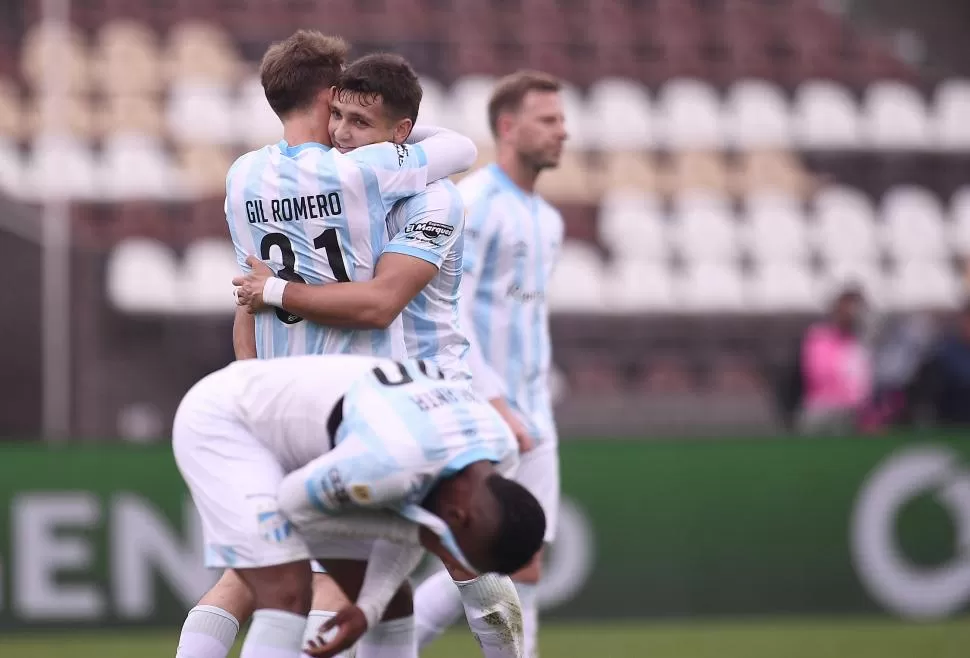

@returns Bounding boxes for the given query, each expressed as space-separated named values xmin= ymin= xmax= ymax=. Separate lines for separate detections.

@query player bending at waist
xmin=173 ymin=354 xmax=545 ymax=658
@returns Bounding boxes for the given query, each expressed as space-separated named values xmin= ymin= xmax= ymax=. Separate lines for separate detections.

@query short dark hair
xmin=334 ymin=53 xmax=422 ymax=124
xmin=260 ymin=30 xmax=349 ymax=117
xmin=486 ymin=474 xmax=546 ymax=575
xmin=488 ymin=70 xmax=562 ymax=137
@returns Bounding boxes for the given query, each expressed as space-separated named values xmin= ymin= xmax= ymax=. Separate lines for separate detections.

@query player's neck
xmin=495 ymin=151 xmax=538 ymax=194
xmin=282 ymin=114 xmax=332 ymax=148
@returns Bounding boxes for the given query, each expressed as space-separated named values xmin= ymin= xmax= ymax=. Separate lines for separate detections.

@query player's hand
xmin=305 ymin=604 xmax=368 ymax=657
xmin=490 ymin=398 xmax=534 ymax=453
xmin=231 ymin=256 xmax=274 ymax=314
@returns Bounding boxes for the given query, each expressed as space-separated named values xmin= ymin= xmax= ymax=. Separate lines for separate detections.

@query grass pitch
xmin=2 ymin=618 xmax=970 ymax=657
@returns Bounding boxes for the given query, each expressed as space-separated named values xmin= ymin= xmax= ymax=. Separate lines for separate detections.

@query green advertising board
xmin=1 ymin=436 xmax=968 ymax=629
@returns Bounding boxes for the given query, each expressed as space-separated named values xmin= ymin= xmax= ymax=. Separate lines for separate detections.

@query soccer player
xmin=412 ymin=71 xmax=568 ymax=658
xmin=176 ymin=32 xmax=476 ymax=658
xmin=173 ymin=355 xmax=546 ymax=658
xmin=234 ymin=53 xmax=471 ymax=381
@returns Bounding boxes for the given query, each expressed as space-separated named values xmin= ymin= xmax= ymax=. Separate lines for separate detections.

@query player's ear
xmin=392 ymin=118 xmax=413 ymax=145
xmin=439 ymin=503 xmax=469 ymax=530
xmin=496 ymin=112 xmax=515 ymax=141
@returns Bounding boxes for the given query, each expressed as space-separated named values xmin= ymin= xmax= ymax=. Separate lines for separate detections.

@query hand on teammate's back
xmin=232 ymin=256 xmax=275 ymax=314
xmin=490 ymin=397 xmax=535 ymax=453
xmin=305 ymin=604 xmax=368 ymax=657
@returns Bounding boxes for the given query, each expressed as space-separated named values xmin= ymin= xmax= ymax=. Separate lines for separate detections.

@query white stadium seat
xmin=824 ymin=261 xmax=888 ymax=309
xmin=0 ymin=137 xmax=21 ymax=196
xmin=449 ymin=76 xmax=495 ymax=144
xmin=879 ymin=185 xmax=948 ymax=261
xmin=670 ymin=196 xmax=738 ymax=264
xmin=933 ymin=79 xmax=970 ymax=151
xmin=106 ymin=239 xmax=179 ymax=313
xmin=813 ymin=186 xmax=879 ymax=264
xmin=416 ymin=76 xmax=452 ymax=128
xmin=887 ymin=262 xmax=962 ymax=311
xmin=167 ymin=81 xmax=236 ymax=145
xmin=547 ymin=241 xmax=606 ymax=312
xmin=23 ymin=135 xmax=98 ymax=200
xmin=598 ymin=192 xmax=667 ymax=261
xmin=950 ymin=187 xmax=970 ymax=255
xmin=742 ymin=197 xmax=811 ymax=263
xmin=679 ymin=263 xmax=747 ymax=312
xmin=748 ymin=263 xmax=822 ymax=312
xmin=793 ymin=81 xmax=862 ymax=149
xmin=603 ymin=261 xmax=677 ymax=312
xmin=725 ymin=79 xmax=792 ymax=149
xmin=585 ymin=78 xmax=655 ymax=150
xmin=863 ymin=81 xmax=932 ymax=150
xmin=658 ymin=78 xmax=724 ymax=150
xmin=181 ymin=239 xmax=239 ymax=313
xmin=99 ymin=135 xmax=176 ymax=200
xmin=234 ymin=74 xmax=282 ymax=148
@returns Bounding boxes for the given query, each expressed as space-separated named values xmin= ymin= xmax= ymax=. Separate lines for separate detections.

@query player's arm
xmin=232 ymin=306 xmax=257 ymax=359
xmin=348 ymin=126 xmax=477 ymax=211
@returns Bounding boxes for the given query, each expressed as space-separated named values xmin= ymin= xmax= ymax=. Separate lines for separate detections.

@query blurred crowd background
xmin=4 ymin=0 xmax=970 ymax=441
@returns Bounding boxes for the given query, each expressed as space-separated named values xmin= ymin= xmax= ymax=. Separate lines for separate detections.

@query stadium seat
xmin=813 ymin=186 xmax=880 ymax=264
xmin=603 ymin=261 xmax=677 ymax=312
xmin=678 ymin=263 xmax=748 ymax=312
xmin=181 ymin=239 xmax=238 ymax=314
xmin=535 ymin=152 xmax=598 ymax=203
xmin=99 ymin=135 xmax=176 ymax=200
xmin=163 ymin=21 xmax=241 ymax=86
xmin=657 ymin=78 xmax=724 ymax=150
xmin=167 ymin=81 xmax=236 ymax=145
xmin=823 ymin=261 xmax=888 ymax=309
xmin=0 ymin=79 xmax=22 ymax=140
xmin=879 ymin=185 xmax=948 ymax=261
xmin=597 ymin=192 xmax=667 ymax=261
xmin=176 ymin=145 xmax=234 ymax=198
xmin=22 ymin=135 xmax=98 ymax=200
xmin=596 ymin=151 xmax=659 ymax=194
xmin=748 ymin=263 xmax=823 ymax=312
xmin=863 ymin=81 xmax=931 ymax=150
xmin=670 ymin=197 xmax=739 ymax=264
xmin=546 ymin=241 xmax=607 ymax=312
xmin=416 ymin=76 xmax=452 ymax=128
xmin=662 ymin=151 xmax=730 ymax=197
xmin=792 ymin=81 xmax=862 ymax=150
xmin=733 ymin=150 xmax=811 ymax=199
xmin=887 ymin=262 xmax=962 ymax=310
xmin=449 ymin=76 xmax=496 ymax=144
xmin=234 ymin=74 xmax=283 ymax=148
xmin=21 ymin=23 xmax=91 ymax=92
xmin=25 ymin=94 xmax=96 ymax=139
xmin=724 ymin=80 xmax=792 ymax=149
xmin=106 ymin=238 xmax=179 ymax=313
xmin=97 ymin=95 xmax=164 ymax=139
xmin=585 ymin=78 xmax=655 ymax=150
xmin=933 ymin=79 xmax=970 ymax=151
xmin=93 ymin=20 xmax=163 ymax=95
xmin=0 ymin=138 xmax=22 ymax=196
xmin=741 ymin=196 xmax=811 ymax=264
xmin=559 ymin=82 xmax=590 ymax=150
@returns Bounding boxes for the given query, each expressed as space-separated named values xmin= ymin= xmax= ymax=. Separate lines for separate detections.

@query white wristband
xmin=262 ymin=277 xmax=288 ymax=307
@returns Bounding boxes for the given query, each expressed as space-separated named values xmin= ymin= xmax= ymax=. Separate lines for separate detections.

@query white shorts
xmin=173 ymin=374 xmax=311 ymax=569
xmin=309 ymin=538 xmax=376 ymax=574
xmin=514 ymin=440 xmax=560 ymax=543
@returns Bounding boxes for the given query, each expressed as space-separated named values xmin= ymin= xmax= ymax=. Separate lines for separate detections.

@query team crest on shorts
xmin=350 ymin=484 xmax=372 ymax=503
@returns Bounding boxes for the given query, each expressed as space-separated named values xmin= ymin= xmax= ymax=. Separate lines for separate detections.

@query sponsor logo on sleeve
xmin=404 ymin=220 xmax=455 ymax=243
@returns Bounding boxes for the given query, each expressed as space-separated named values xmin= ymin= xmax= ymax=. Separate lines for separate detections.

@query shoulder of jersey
xmin=457 ymin=167 xmax=503 ymax=204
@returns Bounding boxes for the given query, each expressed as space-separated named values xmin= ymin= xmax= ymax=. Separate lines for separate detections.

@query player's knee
xmin=382 ymin=581 xmax=413 ymax=620
xmin=512 ymin=549 xmax=543 ymax=584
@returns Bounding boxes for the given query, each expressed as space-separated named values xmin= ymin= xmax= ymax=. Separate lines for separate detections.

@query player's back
xmin=226 ymin=140 xmax=417 ymax=359
xmin=385 ymin=179 xmax=471 ymax=380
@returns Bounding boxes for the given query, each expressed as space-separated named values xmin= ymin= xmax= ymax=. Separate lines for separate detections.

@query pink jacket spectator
xmin=801 ymin=322 xmax=872 ymax=412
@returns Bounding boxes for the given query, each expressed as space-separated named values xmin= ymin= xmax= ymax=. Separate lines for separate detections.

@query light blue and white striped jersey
xmin=225 ymin=140 xmax=434 ymax=360
xmin=457 ymin=164 xmax=564 ymax=447
xmin=384 ymin=179 xmax=471 ymax=381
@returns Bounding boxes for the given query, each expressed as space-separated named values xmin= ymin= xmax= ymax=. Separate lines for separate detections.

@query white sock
xmin=302 ymin=610 xmax=358 ymax=658
xmin=458 ymin=574 xmax=524 ymax=658
xmin=240 ymin=609 xmax=309 ymax=658
xmin=357 ymin=616 xmax=416 ymax=658
xmin=413 ymin=569 xmax=463 ymax=648
xmin=176 ymin=605 xmax=240 ymax=658
xmin=514 ymin=583 xmax=539 ymax=658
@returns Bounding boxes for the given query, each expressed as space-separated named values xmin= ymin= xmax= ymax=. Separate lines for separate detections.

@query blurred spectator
xmin=910 ymin=301 xmax=970 ymax=426
xmin=796 ymin=286 xmax=873 ymax=435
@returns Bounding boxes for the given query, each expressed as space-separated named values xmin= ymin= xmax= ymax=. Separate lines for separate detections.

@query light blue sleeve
xmin=345 ymin=142 xmax=430 ymax=213
xmin=383 ymin=181 xmax=465 ymax=269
